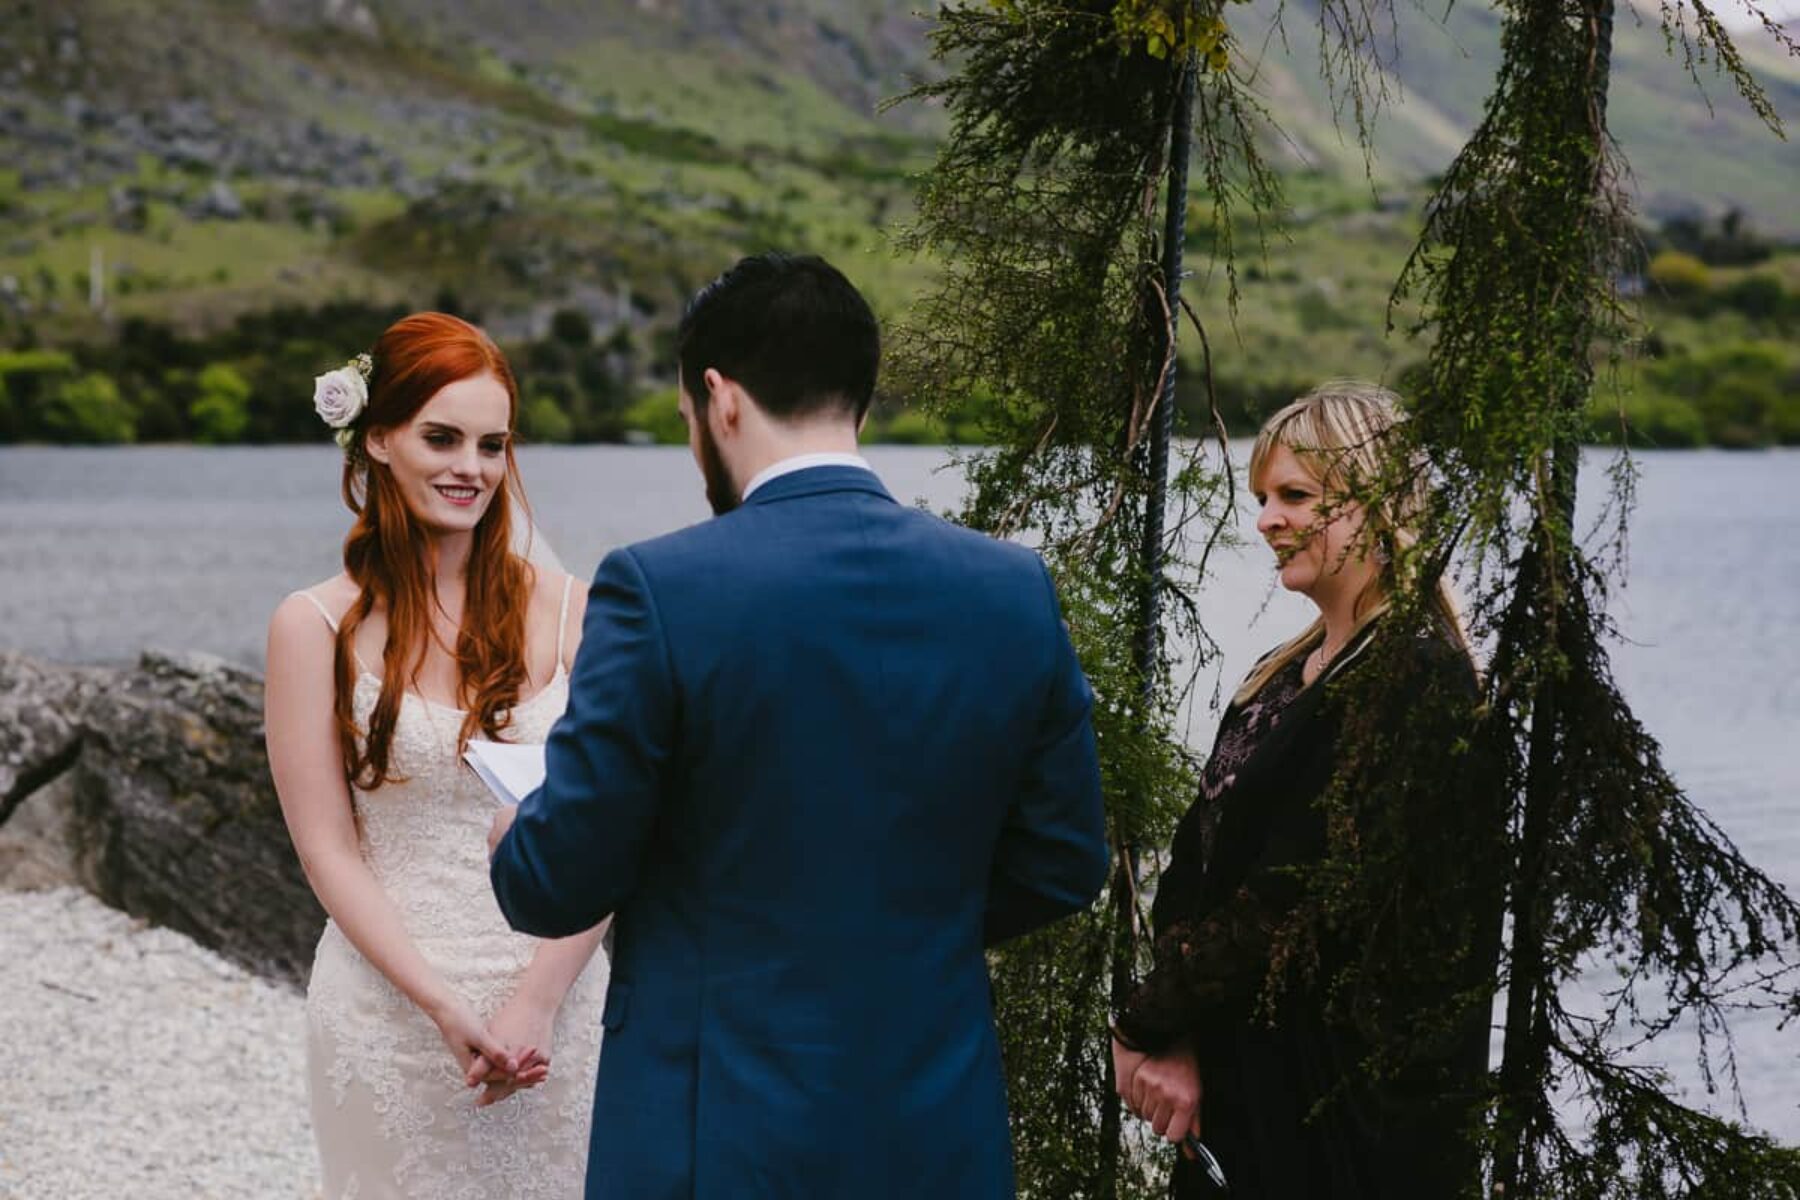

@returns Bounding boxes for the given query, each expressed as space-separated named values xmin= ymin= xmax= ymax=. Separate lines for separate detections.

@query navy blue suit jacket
xmin=491 ymin=465 xmax=1107 ymax=1198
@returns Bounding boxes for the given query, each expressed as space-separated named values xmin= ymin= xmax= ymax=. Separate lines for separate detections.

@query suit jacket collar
xmin=739 ymin=463 xmax=893 ymax=507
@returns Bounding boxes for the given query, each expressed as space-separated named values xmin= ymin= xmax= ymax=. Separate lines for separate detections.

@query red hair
xmin=333 ymin=312 xmax=533 ymax=788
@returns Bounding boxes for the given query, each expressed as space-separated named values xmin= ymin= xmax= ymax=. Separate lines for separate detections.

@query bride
xmin=264 ymin=312 xmax=608 ymax=1198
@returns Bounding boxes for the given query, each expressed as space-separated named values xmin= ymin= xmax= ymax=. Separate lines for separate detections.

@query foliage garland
xmin=1381 ymin=0 xmax=1800 ymax=1192
xmin=890 ymin=2 xmax=1277 ymax=1193
xmin=895 ymin=0 xmax=1800 ymax=1195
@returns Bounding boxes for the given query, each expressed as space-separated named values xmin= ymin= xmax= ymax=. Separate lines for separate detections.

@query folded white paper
xmin=462 ymin=740 xmax=547 ymax=807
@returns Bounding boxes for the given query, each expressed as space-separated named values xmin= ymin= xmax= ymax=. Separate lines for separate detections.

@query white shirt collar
xmin=740 ymin=452 xmax=873 ymax=501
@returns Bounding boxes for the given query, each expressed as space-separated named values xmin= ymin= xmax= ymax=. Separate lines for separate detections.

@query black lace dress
xmin=1114 ymin=626 xmax=1498 ymax=1200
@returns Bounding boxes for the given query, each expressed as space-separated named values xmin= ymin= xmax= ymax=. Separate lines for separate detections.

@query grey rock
xmin=163 ymin=135 xmax=223 ymax=170
xmin=192 ymin=178 xmax=245 ymax=220
xmin=108 ymin=183 xmax=148 ymax=232
xmin=0 ymin=651 xmax=324 ymax=987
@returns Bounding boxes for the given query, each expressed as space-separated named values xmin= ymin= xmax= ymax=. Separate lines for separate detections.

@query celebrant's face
xmin=1253 ymin=443 xmax=1368 ymax=600
xmin=367 ymin=373 xmax=511 ymax=535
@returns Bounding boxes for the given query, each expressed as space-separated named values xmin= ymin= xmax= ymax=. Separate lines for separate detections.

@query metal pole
xmin=1104 ymin=50 xmax=1197 ymax=1195
xmin=1138 ymin=55 xmax=1198 ymax=694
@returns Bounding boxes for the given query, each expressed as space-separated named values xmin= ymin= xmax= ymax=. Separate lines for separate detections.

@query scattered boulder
xmin=0 ymin=651 xmax=324 ymax=987
xmin=191 ymin=178 xmax=244 ymax=220
xmin=107 ymin=183 xmax=148 ymax=232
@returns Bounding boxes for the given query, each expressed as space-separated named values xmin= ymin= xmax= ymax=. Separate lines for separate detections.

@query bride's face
xmin=366 ymin=372 xmax=512 ymax=536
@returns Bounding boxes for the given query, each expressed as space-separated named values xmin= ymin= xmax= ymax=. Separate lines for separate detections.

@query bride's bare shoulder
xmin=269 ymin=574 xmax=357 ymax=642
xmin=524 ymin=564 xmax=586 ymax=666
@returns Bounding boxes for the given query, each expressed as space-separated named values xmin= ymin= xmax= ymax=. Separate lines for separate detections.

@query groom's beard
xmin=695 ymin=419 xmax=739 ymax=516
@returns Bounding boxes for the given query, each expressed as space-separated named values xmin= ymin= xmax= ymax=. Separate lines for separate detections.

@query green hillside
xmin=0 ymin=0 xmax=1794 ymax=447
xmin=0 ymin=0 xmax=940 ymax=333
xmin=1234 ymin=0 xmax=1800 ymax=232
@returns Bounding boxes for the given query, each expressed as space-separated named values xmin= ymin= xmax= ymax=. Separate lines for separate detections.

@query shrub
xmin=520 ymin=394 xmax=574 ymax=444
xmin=44 ymin=372 xmax=136 ymax=443
xmin=1588 ymin=390 xmax=1705 ymax=448
xmin=1646 ymin=250 xmax=1711 ymax=298
xmin=1697 ymin=377 xmax=1783 ymax=448
xmin=875 ymin=408 xmax=947 ymax=445
xmin=549 ymin=308 xmax=593 ymax=347
xmin=1719 ymin=274 xmax=1788 ymax=322
xmin=190 ymin=363 xmax=253 ymax=443
xmin=0 ymin=349 xmax=77 ymax=440
xmin=621 ymin=388 xmax=686 ymax=445
xmin=1648 ymin=340 xmax=1795 ymax=448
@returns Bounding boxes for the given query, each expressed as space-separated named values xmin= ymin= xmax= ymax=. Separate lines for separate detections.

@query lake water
xmin=1 ymin=443 xmax=1796 ymax=1142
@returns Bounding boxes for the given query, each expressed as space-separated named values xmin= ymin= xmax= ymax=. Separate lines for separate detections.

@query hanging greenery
xmin=1377 ymin=0 xmax=1800 ymax=1193
xmin=895 ymin=0 xmax=1800 ymax=1195
xmin=889 ymin=2 xmax=1277 ymax=1193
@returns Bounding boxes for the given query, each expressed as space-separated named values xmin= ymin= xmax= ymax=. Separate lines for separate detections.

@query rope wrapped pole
xmin=1103 ymin=49 xmax=1198 ymax=1192
xmin=1139 ymin=56 xmax=1198 ymax=689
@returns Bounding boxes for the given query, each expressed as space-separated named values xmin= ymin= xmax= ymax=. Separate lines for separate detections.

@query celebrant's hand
xmin=1111 ymin=1033 xmax=1149 ymax=1113
xmin=1126 ymin=1039 xmax=1203 ymax=1151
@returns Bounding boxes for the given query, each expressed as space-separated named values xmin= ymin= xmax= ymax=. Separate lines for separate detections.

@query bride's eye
xmin=480 ymin=438 xmax=506 ymax=456
xmin=425 ymin=431 xmax=454 ymax=448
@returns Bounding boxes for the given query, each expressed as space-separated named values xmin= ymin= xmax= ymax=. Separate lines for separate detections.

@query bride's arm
xmin=508 ymin=921 xmax=610 ymax=1019
xmin=467 ymin=582 xmax=609 ymax=1104
xmin=506 ymin=577 xmax=609 ymax=1016
xmin=265 ymin=594 xmax=516 ymax=1073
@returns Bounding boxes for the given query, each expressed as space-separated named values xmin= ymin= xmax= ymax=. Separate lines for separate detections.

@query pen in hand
xmin=1181 ymin=1133 xmax=1230 ymax=1193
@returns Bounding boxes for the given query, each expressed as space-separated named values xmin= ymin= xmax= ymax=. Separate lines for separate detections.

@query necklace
xmin=1310 ymin=638 xmax=1337 ymax=676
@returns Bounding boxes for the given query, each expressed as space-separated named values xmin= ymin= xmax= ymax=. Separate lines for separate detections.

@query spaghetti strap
xmin=293 ymin=588 xmax=372 ymax=674
xmin=554 ymin=574 xmax=576 ymax=667
xmin=295 ymin=589 xmax=340 ymax=634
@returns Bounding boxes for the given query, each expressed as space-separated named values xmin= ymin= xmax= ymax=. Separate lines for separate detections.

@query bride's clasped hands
xmin=460 ymin=989 xmax=554 ymax=1108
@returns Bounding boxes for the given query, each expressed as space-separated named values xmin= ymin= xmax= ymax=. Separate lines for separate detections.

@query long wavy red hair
xmin=333 ymin=312 xmax=534 ymax=789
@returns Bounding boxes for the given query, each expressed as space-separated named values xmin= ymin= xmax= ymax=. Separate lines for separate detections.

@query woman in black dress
xmin=1111 ymin=382 xmax=1501 ymax=1199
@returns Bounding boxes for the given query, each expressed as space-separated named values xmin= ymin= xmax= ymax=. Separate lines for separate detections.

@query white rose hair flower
xmin=313 ymin=352 xmax=374 ymax=448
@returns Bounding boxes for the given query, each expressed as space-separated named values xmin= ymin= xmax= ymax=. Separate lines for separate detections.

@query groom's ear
xmin=702 ymin=368 xmax=741 ymax=435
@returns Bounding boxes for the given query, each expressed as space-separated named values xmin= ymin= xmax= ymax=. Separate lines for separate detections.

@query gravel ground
xmin=0 ymin=888 xmax=320 ymax=1199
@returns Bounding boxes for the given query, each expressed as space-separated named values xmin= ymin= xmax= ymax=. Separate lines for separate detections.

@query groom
xmin=489 ymin=253 xmax=1107 ymax=1198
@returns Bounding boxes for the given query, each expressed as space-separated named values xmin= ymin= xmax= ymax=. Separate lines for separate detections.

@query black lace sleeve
xmin=1112 ymin=883 xmax=1284 ymax=1054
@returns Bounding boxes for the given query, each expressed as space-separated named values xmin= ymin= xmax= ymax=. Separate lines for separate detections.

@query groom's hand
xmin=487 ymin=805 xmax=518 ymax=859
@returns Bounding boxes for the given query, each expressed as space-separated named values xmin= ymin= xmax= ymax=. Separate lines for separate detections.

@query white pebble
xmin=0 ymin=888 xmax=320 ymax=1199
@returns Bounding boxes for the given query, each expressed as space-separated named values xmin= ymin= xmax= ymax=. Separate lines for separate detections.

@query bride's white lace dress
xmin=300 ymin=593 xmax=608 ymax=1199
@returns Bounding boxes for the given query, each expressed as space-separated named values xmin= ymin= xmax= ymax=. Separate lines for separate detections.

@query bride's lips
xmin=434 ymin=484 xmax=481 ymax=506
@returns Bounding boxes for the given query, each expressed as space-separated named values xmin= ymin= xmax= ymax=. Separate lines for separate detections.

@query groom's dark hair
xmin=677 ymin=253 xmax=880 ymax=423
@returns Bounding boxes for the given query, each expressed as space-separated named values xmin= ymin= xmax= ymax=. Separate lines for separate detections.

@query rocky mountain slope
xmin=0 ymin=0 xmax=1793 ymax=344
